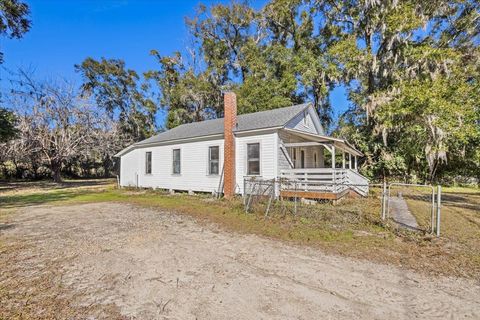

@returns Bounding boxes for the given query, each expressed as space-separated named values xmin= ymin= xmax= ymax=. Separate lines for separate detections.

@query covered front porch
xmin=278 ymin=128 xmax=369 ymax=198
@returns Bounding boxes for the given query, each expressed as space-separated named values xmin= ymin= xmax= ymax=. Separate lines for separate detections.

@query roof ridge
xmin=237 ymin=102 xmax=310 ymax=118
xmin=134 ymin=102 xmax=313 ymax=147
xmin=173 ymin=102 xmax=311 ymax=127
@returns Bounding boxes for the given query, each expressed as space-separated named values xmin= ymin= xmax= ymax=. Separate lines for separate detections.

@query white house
xmin=115 ymin=92 xmax=369 ymax=200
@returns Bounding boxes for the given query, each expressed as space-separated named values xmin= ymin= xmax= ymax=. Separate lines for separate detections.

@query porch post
xmin=342 ymin=151 xmax=345 ymax=169
xmin=349 ymin=153 xmax=352 ymax=169
xmin=354 ymin=155 xmax=358 ymax=171
xmin=319 ymin=146 xmax=325 ymax=168
xmin=331 ymin=146 xmax=335 ymax=169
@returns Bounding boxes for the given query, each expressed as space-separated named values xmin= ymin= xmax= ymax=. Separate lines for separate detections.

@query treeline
xmin=0 ymin=70 xmax=133 ymax=181
xmin=1 ymin=0 xmax=479 ymax=184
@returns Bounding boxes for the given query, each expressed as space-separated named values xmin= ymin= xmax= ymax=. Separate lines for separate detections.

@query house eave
xmin=115 ymin=126 xmax=286 ymax=158
xmin=114 ymin=133 xmax=224 ymax=157
xmin=282 ymin=128 xmax=364 ymax=157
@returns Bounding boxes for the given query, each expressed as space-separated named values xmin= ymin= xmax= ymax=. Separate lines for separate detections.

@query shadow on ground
xmin=0 ymin=179 xmax=114 ymax=193
xmin=404 ymin=193 xmax=480 ymax=213
xmin=0 ymin=179 xmax=116 ymax=209
xmin=0 ymin=190 xmax=88 ymax=209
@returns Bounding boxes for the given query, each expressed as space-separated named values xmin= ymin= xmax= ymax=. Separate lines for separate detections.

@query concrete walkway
xmin=389 ymin=196 xmax=419 ymax=231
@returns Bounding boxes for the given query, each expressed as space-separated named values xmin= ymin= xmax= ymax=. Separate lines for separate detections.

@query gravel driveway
xmin=1 ymin=202 xmax=479 ymax=319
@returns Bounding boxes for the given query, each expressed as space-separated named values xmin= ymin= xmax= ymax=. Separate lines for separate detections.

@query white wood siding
xmin=120 ymin=148 xmax=141 ymax=187
xmin=277 ymin=130 xmax=325 ymax=174
xmin=120 ymin=138 xmax=224 ymax=193
xmin=120 ymin=108 xmax=327 ymax=193
xmin=235 ymin=132 xmax=277 ymax=194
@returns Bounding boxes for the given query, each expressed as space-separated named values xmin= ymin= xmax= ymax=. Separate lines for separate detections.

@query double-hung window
xmin=172 ymin=149 xmax=181 ymax=174
xmin=247 ymin=143 xmax=260 ymax=175
xmin=145 ymin=152 xmax=152 ymax=174
xmin=208 ymin=146 xmax=219 ymax=175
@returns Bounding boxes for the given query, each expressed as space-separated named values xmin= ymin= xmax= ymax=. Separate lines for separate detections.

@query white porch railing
xmin=346 ymin=169 xmax=369 ymax=196
xmin=280 ymin=168 xmax=369 ymax=196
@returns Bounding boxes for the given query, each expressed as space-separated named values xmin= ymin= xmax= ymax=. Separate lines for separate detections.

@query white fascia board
xmin=307 ymin=105 xmax=324 ymax=134
xmin=233 ymin=126 xmax=283 ymax=136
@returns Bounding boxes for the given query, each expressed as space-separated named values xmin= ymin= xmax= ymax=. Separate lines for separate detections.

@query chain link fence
xmin=243 ymin=177 xmax=448 ymax=237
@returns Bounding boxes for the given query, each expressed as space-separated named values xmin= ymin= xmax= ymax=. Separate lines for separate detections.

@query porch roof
xmin=282 ymin=128 xmax=364 ymax=157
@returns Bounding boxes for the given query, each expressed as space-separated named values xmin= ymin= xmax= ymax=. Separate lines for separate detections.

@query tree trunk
xmin=103 ymin=155 xmax=112 ymax=178
xmin=51 ymin=160 xmax=63 ymax=182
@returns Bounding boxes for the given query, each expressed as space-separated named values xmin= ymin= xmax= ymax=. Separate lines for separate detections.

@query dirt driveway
xmin=1 ymin=202 xmax=479 ymax=319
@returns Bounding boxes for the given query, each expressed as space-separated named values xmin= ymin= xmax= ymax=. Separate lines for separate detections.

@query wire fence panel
xmin=386 ymin=183 xmax=436 ymax=233
xmin=244 ymin=177 xmax=378 ymax=217
xmin=433 ymin=186 xmax=478 ymax=245
xmin=241 ymin=178 xmax=480 ymax=242
xmin=244 ymin=178 xmax=276 ymax=215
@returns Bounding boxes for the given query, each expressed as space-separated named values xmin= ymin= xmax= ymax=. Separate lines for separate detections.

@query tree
xmin=0 ymin=0 xmax=31 ymax=143
xmin=0 ymin=0 xmax=31 ymax=63
xmin=0 ymin=107 xmax=17 ymax=142
xmin=76 ymin=57 xmax=157 ymax=141
xmin=146 ymin=51 xmax=223 ymax=129
xmin=63 ymin=0 xmax=479 ymax=183
xmin=150 ymin=1 xmax=342 ymax=129
xmin=324 ymin=0 xmax=480 ymax=182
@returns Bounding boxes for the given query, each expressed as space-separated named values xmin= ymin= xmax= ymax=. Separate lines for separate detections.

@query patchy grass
xmin=1 ymin=180 xmax=479 ymax=279
xmin=0 ymin=179 xmax=115 ymax=209
xmin=401 ymin=186 xmax=480 ymax=277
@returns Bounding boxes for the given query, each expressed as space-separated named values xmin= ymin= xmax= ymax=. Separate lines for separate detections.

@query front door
xmin=300 ymin=149 xmax=305 ymax=168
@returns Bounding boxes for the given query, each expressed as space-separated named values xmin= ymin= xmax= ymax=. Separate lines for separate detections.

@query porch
xmin=278 ymin=128 xmax=369 ymax=199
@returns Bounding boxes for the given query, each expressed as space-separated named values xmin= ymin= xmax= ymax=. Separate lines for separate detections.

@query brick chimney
xmin=223 ymin=92 xmax=237 ymax=199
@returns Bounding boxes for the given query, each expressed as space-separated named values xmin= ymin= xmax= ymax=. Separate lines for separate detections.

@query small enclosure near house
xmin=243 ymin=178 xmax=444 ymax=235
xmin=243 ymin=178 xmax=385 ymax=234
xmin=243 ymin=177 xmax=372 ymax=217
xmin=384 ymin=183 xmax=439 ymax=234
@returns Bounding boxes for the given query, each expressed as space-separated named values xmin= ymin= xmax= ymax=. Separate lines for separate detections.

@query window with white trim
xmin=208 ymin=146 xmax=219 ymax=175
xmin=145 ymin=152 xmax=152 ymax=174
xmin=247 ymin=143 xmax=260 ymax=175
xmin=172 ymin=149 xmax=181 ymax=174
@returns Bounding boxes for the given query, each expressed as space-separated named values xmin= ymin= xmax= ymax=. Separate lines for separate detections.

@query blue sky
xmin=3 ymin=0 xmax=349 ymax=126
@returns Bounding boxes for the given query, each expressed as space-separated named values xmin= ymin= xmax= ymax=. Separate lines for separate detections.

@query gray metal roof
xmin=136 ymin=103 xmax=311 ymax=146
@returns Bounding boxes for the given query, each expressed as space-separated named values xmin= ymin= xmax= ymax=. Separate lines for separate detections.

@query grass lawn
xmin=1 ymin=179 xmax=479 ymax=278
xmin=402 ymin=186 xmax=480 ymax=276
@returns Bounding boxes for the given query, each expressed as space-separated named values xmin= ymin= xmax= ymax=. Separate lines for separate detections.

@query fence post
xmin=386 ymin=183 xmax=391 ymax=219
xmin=294 ymin=181 xmax=297 ymax=215
xmin=381 ymin=181 xmax=387 ymax=220
xmin=243 ymin=178 xmax=247 ymax=206
xmin=436 ymin=185 xmax=442 ymax=237
xmin=431 ymin=187 xmax=436 ymax=234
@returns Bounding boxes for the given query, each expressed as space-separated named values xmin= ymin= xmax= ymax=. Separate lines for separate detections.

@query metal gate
xmin=380 ymin=182 xmax=442 ymax=236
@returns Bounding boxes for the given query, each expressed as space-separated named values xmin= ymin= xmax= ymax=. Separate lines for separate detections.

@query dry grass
xmin=401 ymin=186 xmax=480 ymax=278
xmin=1 ymin=180 xmax=479 ymax=280
xmin=1 ymin=180 xmax=479 ymax=318
xmin=0 ymin=242 xmax=126 ymax=319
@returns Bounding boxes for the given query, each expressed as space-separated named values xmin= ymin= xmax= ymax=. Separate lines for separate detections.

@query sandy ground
xmin=1 ymin=203 xmax=479 ymax=319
